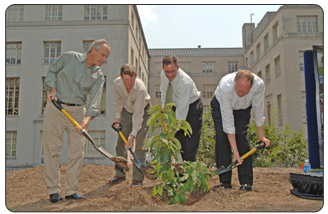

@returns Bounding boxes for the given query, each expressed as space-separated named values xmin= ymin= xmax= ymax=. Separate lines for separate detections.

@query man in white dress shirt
xmin=160 ymin=56 xmax=203 ymax=162
xmin=211 ymin=70 xmax=270 ymax=191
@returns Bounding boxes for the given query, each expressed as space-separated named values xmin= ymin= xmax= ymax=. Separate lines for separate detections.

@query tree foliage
xmin=145 ymin=104 xmax=215 ymax=204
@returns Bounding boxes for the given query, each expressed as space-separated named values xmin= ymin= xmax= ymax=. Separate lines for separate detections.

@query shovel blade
xmin=214 ymin=165 xmax=234 ymax=175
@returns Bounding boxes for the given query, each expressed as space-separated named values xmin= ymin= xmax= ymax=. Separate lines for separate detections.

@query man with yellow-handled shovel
xmin=43 ymin=39 xmax=110 ymax=203
xmin=109 ymin=64 xmax=151 ymax=187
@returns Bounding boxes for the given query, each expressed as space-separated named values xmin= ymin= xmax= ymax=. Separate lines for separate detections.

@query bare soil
xmin=5 ymin=164 xmax=323 ymax=212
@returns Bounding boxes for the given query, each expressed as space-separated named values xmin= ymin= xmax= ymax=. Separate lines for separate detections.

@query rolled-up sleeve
xmin=252 ymin=83 xmax=265 ymax=127
xmin=130 ymin=90 xmax=147 ymax=136
xmin=85 ymin=74 xmax=105 ymax=117
xmin=44 ymin=53 xmax=69 ymax=90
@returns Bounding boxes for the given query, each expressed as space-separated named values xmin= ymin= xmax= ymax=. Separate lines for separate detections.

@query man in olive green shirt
xmin=43 ymin=39 xmax=110 ymax=203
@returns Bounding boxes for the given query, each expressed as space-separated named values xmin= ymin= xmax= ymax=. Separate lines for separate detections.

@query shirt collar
xmin=80 ymin=52 xmax=87 ymax=63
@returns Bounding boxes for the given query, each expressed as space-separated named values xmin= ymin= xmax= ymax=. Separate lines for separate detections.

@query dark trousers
xmin=210 ymin=96 xmax=253 ymax=185
xmin=174 ymin=98 xmax=203 ymax=162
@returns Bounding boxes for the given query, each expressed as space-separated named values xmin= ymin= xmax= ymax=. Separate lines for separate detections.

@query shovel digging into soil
xmin=51 ymin=99 xmax=128 ymax=171
xmin=214 ymin=141 xmax=266 ymax=175
xmin=111 ymin=123 xmax=155 ymax=179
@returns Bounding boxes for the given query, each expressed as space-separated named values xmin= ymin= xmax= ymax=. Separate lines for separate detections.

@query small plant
xmin=145 ymin=104 xmax=215 ymax=204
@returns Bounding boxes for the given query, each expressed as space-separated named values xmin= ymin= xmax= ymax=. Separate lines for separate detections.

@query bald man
xmin=211 ymin=70 xmax=270 ymax=191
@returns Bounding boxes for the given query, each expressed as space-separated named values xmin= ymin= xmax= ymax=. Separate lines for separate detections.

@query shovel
xmin=111 ymin=123 xmax=155 ymax=179
xmin=51 ymin=99 xmax=129 ymax=171
xmin=214 ymin=141 xmax=266 ymax=175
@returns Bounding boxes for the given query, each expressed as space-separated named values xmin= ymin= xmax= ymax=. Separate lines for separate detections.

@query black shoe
xmin=216 ymin=182 xmax=232 ymax=189
xmin=49 ymin=193 xmax=63 ymax=203
xmin=108 ymin=176 xmax=126 ymax=185
xmin=65 ymin=193 xmax=85 ymax=200
xmin=239 ymin=184 xmax=252 ymax=191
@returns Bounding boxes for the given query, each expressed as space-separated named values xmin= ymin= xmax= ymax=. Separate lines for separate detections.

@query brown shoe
xmin=131 ymin=180 xmax=143 ymax=187
xmin=108 ymin=176 xmax=126 ymax=185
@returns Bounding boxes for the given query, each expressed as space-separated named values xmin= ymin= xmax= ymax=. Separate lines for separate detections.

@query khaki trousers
xmin=43 ymin=101 xmax=86 ymax=196
xmin=115 ymin=107 xmax=149 ymax=181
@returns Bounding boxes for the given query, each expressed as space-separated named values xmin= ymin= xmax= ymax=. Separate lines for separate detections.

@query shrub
xmin=197 ymin=105 xmax=308 ymax=168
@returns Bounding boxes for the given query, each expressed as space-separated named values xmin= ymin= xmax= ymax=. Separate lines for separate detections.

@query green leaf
xmin=152 ymin=185 xmax=158 ymax=197
xmin=176 ymin=192 xmax=186 ymax=204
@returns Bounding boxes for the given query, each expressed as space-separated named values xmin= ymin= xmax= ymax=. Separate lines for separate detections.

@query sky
xmin=137 ymin=5 xmax=282 ymax=49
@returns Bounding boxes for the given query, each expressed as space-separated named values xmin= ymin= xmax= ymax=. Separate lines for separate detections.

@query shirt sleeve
xmin=218 ymin=91 xmax=236 ymax=134
xmin=85 ymin=71 xmax=105 ymax=117
xmin=44 ymin=52 xmax=69 ymax=90
xmin=130 ymin=90 xmax=147 ymax=137
xmin=252 ymin=82 xmax=265 ymax=127
xmin=175 ymin=83 xmax=191 ymax=121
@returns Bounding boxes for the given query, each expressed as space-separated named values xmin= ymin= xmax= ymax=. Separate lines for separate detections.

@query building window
xmin=202 ymin=61 xmax=216 ymax=73
xmin=297 ymin=16 xmax=318 ymax=33
xmin=277 ymin=94 xmax=283 ymax=126
xmin=83 ymin=40 xmax=94 ymax=52
xmin=6 ymin=42 xmax=22 ymax=65
xmin=301 ymin=91 xmax=307 ymax=124
xmin=179 ymin=61 xmax=191 ymax=74
xmin=202 ymin=84 xmax=216 ymax=98
xmin=274 ymin=55 xmax=281 ymax=78
xmin=130 ymin=48 xmax=134 ymax=66
xmin=228 ymin=61 xmax=238 ymax=73
xmin=256 ymin=43 xmax=261 ymax=60
xmin=155 ymin=62 xmax=162 ymax=74
xmin=299 ymin=51 xmax=304 ymax=71
xmin=131 ymin=11 xmax=135 ymax=31
xmin=6 ymin=78 xmax=20 ymax=115
xmin=99 ymin=77 xmax=106 ymax=115
xmin=44 ymin=41 xmax=61 ymax=64
xmin=273 ymin=22 xmax=279 ymax=42
xmin=84 ymin=5 xmax=108 ymax=20
xmin=155 ymin=85 xmax=161 ymax=98
xmin=6 ymin=131 xmax=17 ymax=158
xmin=267 ymin=102 xmax=272 ymax=124
xmin=46 ymin=5 xmax=63 ymax=21
xmin=265 ymin=64 xmax=271 ymax=84
xmin=249 ymin=51 xmax=254 ymax=66
xmin=85 ymin=131 xmax=105 ymax=157
xmin=264 ymin=33 xmax=269 ymax=52
xmin=257 ymin=70 xmax=262 ymax=79
xmin=41 ymin=77 xmax=47 ymax=115
xmin=6 ymin=5 xmax=24 ymax=22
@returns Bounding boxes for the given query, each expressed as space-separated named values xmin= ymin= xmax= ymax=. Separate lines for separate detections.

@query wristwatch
xmin=232 ymin=149 xmax=238 ymax=153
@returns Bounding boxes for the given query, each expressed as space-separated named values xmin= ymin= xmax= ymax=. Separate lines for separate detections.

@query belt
xmin=58 ymin=100 xmax=82 ymax=106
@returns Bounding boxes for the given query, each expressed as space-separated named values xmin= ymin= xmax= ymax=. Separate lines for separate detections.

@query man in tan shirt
xmin=109 ymin=64 xmax=151 ymax=187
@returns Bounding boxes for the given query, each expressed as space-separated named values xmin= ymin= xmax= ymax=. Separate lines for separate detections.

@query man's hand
xmin=259 ymin=137 xmax=270 ymax=147
xmin=110 ymin=118 xmax=121 ymax=127
xmin=232 ymin=151 xmax=243 ymax=166
xmin=47 ymin=87 xmax=57 ymax=101
xmin=77 ymin=116 xmax=92 ymax=134
xmin=125 ymin=135 xmax=135 ymax=150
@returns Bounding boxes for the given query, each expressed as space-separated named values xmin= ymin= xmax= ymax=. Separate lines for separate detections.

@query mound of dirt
xmin=5 ymin=164 xmax=323 ymax=212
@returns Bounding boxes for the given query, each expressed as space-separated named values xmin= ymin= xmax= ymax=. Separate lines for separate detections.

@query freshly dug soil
xmin=5 ymin=164 xmax=323 ymax=212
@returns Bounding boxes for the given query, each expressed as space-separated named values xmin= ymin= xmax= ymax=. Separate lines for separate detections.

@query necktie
xmin=165 ymin=81 xmax=173 ymax=105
